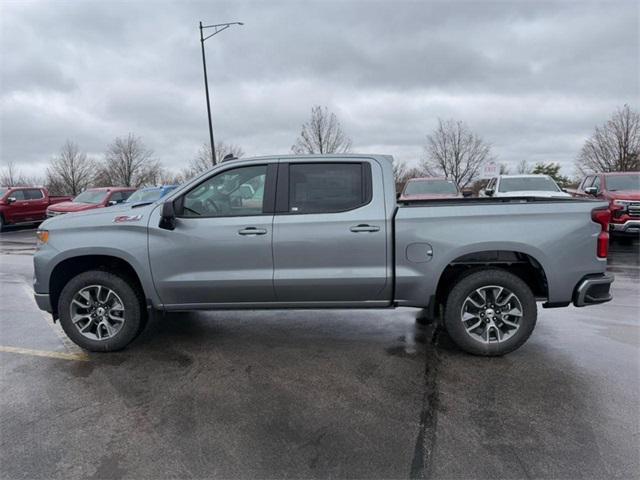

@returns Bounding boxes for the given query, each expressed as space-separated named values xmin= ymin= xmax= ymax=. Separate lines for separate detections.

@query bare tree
xmin=516 ymin=159 xmax=531 ymax=174
xmin=291 ymin=105 xmax=352 ymax=154
xmin=0 ymin=160 xmax=21 ymax=186
xmin=392 ymin=158 xmax=424 ymax=192
xmin=96 ymin=134 xmax=161 ymax=187
xmin=182 ymin=142 xmax=245 ymax=180
xmin=45 ymin=141 xmax=95 ymax=195
xmin=0 ymin=161 xmax=42 ymax=186
xmin=421 ymin=119 xmax=493 ymax=189
xmin=577 ymin=104 xmax=640 ymax=173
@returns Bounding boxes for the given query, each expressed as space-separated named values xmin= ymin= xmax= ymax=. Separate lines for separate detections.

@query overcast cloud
xmin=1 ymin=0 xmax=638 ymax=178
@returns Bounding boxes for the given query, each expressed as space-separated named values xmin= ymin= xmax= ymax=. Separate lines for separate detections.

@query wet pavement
xmin=0 ymin=229 xmax=638 ymax=479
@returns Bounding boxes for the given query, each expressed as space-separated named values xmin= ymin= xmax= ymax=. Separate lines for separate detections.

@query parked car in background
xmin=0 ymin=187 xmax=73 ymax=231
xmin=399 ymin=177 xmax=466 ymax=200
xmin=125 ymin=185 xmax=178 ymax=206
xmin=34 ymin=154 xmax=612 ymax=357
xmin=482 ymin=174 xmax=570 ymax=198
xmin=571 ymin=172 xmax=640 ymax=237
xmin=46 ymin=187 xmax=136 ymax=218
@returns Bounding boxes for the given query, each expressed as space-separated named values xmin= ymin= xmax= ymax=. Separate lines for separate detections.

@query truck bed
xmin=393 ymin=195 xmax=608 ymax=307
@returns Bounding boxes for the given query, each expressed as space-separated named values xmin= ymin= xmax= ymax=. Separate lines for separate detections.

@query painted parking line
xmin=0 ymin=345 xmax=89 ymax=361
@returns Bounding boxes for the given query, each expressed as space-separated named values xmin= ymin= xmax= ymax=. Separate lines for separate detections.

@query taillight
xmin=591 ymin=208 xmax=610 ymax=258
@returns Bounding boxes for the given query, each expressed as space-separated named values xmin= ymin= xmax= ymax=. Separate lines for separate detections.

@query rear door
xmin=23 ymin=189 xmax=48 ymax=221
xmin=272 ymin=159 xmax=389 ymax=304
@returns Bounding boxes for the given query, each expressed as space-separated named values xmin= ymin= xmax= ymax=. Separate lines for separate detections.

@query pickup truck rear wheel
xmin=58 ymin=270 xmax=144 ymax=352
xmin=443 ymin=269 xmax=536 ymax=356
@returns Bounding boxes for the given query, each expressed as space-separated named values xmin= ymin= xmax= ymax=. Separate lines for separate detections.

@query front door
xmin=148 ymin=163 xmax=276 ymax=307
xmin=272 ymin=160 xmax=389 ymax=303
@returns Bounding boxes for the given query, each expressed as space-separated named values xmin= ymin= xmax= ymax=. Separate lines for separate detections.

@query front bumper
xmin=610 ymin=220 xmax=640 ymax=235
xmin=573 ymin=273 xmax=614 ymax=307
xmin=34 ymin=293 xmax=52 ymax=313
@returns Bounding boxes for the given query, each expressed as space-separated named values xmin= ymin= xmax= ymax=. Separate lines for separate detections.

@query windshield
xmin=499 ymin=177 xmax=560 ymax=193
xmin=74 ymin=190 xmax=108 ymax=204
xmin=404 ymin=179 xmax=458 ymax=195
xmin=606 ymin=174 xmax=640 ymax=191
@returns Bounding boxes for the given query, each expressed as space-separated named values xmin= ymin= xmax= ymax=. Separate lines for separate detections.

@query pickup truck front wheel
xmin=58 ymin=270 xmax=144 ymax=352
xmin=443 ymin=269 xmax=537 ymax=356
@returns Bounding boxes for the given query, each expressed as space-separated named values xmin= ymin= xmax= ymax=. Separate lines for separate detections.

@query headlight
xmin=36 ymin=230 xmax=49 ymax=245
xmin=613 ymin=199 xmax=630 ymax=207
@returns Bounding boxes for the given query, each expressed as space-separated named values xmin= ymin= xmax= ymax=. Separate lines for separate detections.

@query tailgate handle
xmin=238 ymin=227 xmax=267 ymax=236
xmin=350 ymin=224 xmax=380 ymax=233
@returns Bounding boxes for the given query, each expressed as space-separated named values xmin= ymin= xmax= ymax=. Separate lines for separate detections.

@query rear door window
xmin=287 ymin=163 xmax=370 ymax=214
xmin=25 ymin=189 xmax=44 ymax=200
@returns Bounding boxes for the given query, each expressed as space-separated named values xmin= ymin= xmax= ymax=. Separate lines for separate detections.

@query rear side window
xmin=288 ymin=163 xmax=370 ymax=214
xmin=25 ymin=189 xmax=44 ymax=200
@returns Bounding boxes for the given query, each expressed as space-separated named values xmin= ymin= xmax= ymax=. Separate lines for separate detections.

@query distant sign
xmin=481 ymin=161 xmax=498 ymax=179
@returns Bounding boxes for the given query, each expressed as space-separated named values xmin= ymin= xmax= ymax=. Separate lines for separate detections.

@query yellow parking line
xmin=0 ymin=345 xmax=89 ymax=361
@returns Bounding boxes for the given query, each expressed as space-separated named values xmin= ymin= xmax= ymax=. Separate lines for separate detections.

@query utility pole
xmin=199 ymin=21 xmax=244 ymax=165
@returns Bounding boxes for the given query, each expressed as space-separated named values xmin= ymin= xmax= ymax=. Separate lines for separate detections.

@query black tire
xmin=443 ymin=268 xmax=537 ymax=356
xmin=0 ymin=215 xmax=5 ymax=233
xmin=58 ymin=270 xmax=145 ymax=352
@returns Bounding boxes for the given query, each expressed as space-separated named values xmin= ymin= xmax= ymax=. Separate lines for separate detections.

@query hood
xmin=41 ymin=203 xmax=154 ymax=231
xmin=400 ymin=192 xmax=461 ymax=200
xmin=606 ymin=190 xmax=640 ymax=201
xmin=48 ymin=201 xmax=101 ymax=212
xmin=498 ymin=191 xmax=571 ymax=198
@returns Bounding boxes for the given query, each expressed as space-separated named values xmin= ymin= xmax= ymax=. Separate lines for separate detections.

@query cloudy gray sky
xmin=1 ymin=0 xmax=638 ymax=178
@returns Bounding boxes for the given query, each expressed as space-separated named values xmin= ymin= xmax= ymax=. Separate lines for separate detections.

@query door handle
xmin=350 ymin=224 xmax=380 ymax=233
xmin=238 ymin=227 xmax=267 ymax=236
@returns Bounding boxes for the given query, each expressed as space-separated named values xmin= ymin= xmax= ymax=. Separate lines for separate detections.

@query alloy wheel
xmin=460 ymin=285 xmax=523 ymax=344
xmin=69 ymin=285 xmax=126 ymax=341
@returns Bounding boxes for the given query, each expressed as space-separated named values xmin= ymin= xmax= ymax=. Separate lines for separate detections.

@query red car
xmin=0 ymin=187 xmax=73 ymax=232
xmin=399 ymin=177 xmax=466 ymax=201
xmin=573 ymin=172 xmax=640 ymax=236
xmin=46 ymin=187 xmax=136 ymax=218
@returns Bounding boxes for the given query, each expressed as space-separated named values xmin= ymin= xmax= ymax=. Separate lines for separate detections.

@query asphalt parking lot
xmin=1 ymin=226 xmax=638 ymax=479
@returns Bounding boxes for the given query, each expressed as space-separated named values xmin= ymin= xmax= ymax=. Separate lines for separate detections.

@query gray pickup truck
xmin=33 ymin=155 xmax=613 ymax=356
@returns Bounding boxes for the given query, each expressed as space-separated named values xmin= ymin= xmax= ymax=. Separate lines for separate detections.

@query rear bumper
xmin=610 ymin=220 xmax=640 ymax=235
xmin=573 ymin=273 xmax=614 ymax=307
xmin=34 ymin=293 xmax=52 ymax=313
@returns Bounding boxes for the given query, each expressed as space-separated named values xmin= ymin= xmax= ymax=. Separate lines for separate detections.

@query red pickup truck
xmin=571 ymin=172 xmax=640 ymax=237
xmin=0 ymin=187 xmax=73 ymax=232
xmin=46 ymin=187 xmax=136 ymax=218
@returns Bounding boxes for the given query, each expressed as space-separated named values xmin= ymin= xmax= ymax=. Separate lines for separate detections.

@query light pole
xmin=199 ymin=21 xmax=244 ymax=165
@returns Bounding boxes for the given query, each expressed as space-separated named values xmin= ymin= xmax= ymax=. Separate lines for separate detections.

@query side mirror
xmin=6 ymin=197 xmax=16 ymax=204
xmin=108 ymin=200 xmax=118 ymax=206
xmin=584 ymin=186 xmax=598 ymax=196
xmin=462 ymin=190 xmax=473 ymax=198
xmin=159 ymin=200 xmax=176 ymax=231
xmin=484 ymin=188 xmax=494 ymax=197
